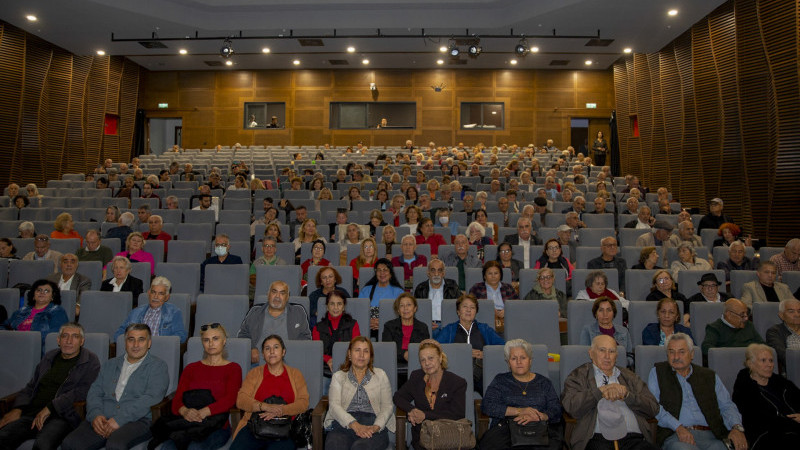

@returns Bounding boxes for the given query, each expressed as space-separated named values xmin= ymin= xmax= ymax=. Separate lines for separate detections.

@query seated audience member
xmin=579 ymin=297 xmax=633 ymax=367
xmin=135 ymin=205 xmax=151 ymax=229
xmin=239 ymin=281 xmax=312 ymax=364
xmin=561 ymin=335 xmax=660 ymax=450
xmin=50 ymin=213 xmax=83 ymax=246
xmin=413 ymin=259 xmax=460 ymax=331
xmin=435 ymin=294 xmax=505 ymax=394
xmin=740 ymin=260 xmax=796 ymax=308
xmin=698 ymin=198 xmax=734 ymax=233
xmin=3 ymin=279 xmax=68 ymax=350
xmin=61 ymin=324 xmax=168 ymax=450
xmin=349 ymin=237 xmax=378 ymax=295
xmin=632 ymin=246 xmax=663 ymax=270
xmin=362 ymin=258 xmax=405 ymax=338
xmin=113 ymin=276 xmax=187 ymax=343
xmin=249 ymin=236 xmax=288 ymax=287
xmin=391 ymin=235 xmax=427 ymax=291
xmin=575 ymin=269 xmax=628 ymax=309
xmin=670 ymin=242 xmax=711 ymax=285
xmin=716 ymin=241 xmax=758 ymax=284
xmin=392 ymin=339 xmax=467 ymax=450
xmin=18 ymin=221 xmax=36 ymax=238
xmin=400 ymin=205 xmax=422 ymax=235
xmin=635 ymin=221 xmax=674 ymax=249
xmin=366 ymin=209 xmax=388 ymax=237
xmin=646 ymin=270 xmax=688 ymax=311
xmin=701 ymin=298 xmax=764 ymax=359
xmin=23 ymin=235 xmax=63 ymax=271
xmin=524 ymin=267 xmax=568 ymax=318
xmin=100 ymin=256 xmax=145 ymax=308
xmin=149 ymin=322 xmax=241 ymax=450
xmin=337 ymin=222 xmax=364 ymax=264
xmin=46 ymin=253 xmax=91 ymax=303
xmin=104 ymin=211 xmax=135 ymax=247
xmin=0 ymin=237 xmax=17 ymax=259
xmin=230 ymin=334 xmax=309 ymax=448
xmin=625 ymin=206 xmax=655 ymax=229
xmin=103 ymin=206 xmax=121 ymax=225
xmin=0 ymin=323 xmax=101 ymax=450
xmin=293 ymin=218 xmax=325 ymax=262
xmin=312 ymin=290 xmax=361 ymax=375
xmin=480 ymin=339 xmax=563 ymax=450
xmin=142 ymin=214 xmax=171 ymax=254
xmin=732 ymin=343 xmax=800 ymax=448
xmin=324 ymin=337 xmax=394 ymax=450
xmin=76 ymin=229 xmax=113 ymax=266
xmin=300 ymin=239 xmax=331 ymax=294
xmin=642 ymin=298 xmax=692 ymax=346
xmin=556 ymin=224 xmax=578 ymax=262
xmin=713 ymin=222 xmax=750 ymax=248
xmin=765 ymin=298 xmax=800 ymax=375
xmin=467 ymin=220 xmax=495 ymax=263
xmin=443 ymin=234 xmax=482 ymax=291
xmin=415 ymin=217 xmax=446 ymax=256
xmin=667 ymin=220 xmax=703 ymax=249
xmin=382 ymin=293 xmax=431 ymax=363
xmin=587 ymin=237 xmax=627 ymax=295
xmin=250 ymin=207 xmax=280 ymax=237
xmin=496 ymin=241 xmax=523 ymax=287
xmin=307 ymin=266 xmax=351 ymax=329
xmin=199 ymin=234 xmax=243 ymax=292
xmin=114 ymin=176 xmax=136 ymax=200
xmin=109 ymin=231 xmax=155 ymax=276
xmin=535 ymin=238 xmax=574 ymax=284
xmin=165 ymin=195 xmax=180 ymax=210
xmin=435 ymin=208 xmax=461 ymax=242
xmin=469 ymin=261 xmax=518 ymax=333
xmin=769 ymin=238 xmax=800 ymax=280
xmin=191 ymin=193 xmax=218 ymax=222
xmin=647 ymin=333 xmax=747 ymax=450
xmin=685 ymin=273 xmax=731 ymax=323
xmin=139 ymin=182 xmax=161 ymax=208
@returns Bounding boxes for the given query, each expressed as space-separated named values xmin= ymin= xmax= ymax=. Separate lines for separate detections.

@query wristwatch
xmin=732 ymin=424 xmax=744 ymax=433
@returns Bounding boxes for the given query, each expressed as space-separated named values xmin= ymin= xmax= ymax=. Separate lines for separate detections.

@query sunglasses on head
xmin=200 ymin=323 xmax=221 ymax=331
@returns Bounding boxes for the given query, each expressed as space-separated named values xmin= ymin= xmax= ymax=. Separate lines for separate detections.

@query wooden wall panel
xmin=613 ymin=0 xmax=799 ymax=245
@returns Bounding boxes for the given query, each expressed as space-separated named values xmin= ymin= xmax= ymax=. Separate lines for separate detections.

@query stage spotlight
xmin=515 ymin=38 xmax=529 ymax=57
xmin=220 ymin=38 xmax=234 ymax=58
xmin=448 ymin=42 xmax=460 ymax=57
xmin=467 ymin=43 xmax=481 ymax=56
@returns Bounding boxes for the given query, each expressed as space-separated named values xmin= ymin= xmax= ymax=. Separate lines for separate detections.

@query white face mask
xmin=439 ymin=217 xmax=449 ymax=225
xmin=214 ymin=245 xmax=228 ymax=257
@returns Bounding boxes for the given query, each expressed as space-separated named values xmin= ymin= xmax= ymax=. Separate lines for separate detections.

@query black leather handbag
xmin=508 ymin=420 xmax=549 ymax=447
xmin=247 ymin=395 xmax=291 ymax=440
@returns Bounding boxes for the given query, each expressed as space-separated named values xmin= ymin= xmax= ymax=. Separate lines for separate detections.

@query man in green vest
xmin=647 ymin=333 xmax=748 ymax=450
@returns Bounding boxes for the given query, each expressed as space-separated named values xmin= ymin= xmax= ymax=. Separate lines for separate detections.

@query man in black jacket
xmin=0 ymin=323 xmax=101 ymax=450
xmin=413 ymin=259 xmax=460 ymax=331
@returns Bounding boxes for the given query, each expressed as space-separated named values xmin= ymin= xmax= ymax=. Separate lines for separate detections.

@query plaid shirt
xmin=770 ymin=253 xmax=800 ymax=281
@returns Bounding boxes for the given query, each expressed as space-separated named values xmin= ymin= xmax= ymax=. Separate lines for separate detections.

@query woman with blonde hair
xmin=109 ymin=231 xmax=155 ymax=275
xmin=51 ymin=212 xmax=83 ymax=245
xmin=249 ymin=178 xmax=265 ymax=190
xmin=381 ymin=225 xmax=398 ymax=259
xmin=350 ymin=238 xmax=378 ymax=295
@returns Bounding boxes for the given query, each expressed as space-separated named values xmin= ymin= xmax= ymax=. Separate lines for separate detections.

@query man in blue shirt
xmin=113 ymin=277 xmax=187 ymax=343
xmin=199 ymin=233 xmax=244 ymax=292
xmin=647 ymin=333 xmax=747 ymax=450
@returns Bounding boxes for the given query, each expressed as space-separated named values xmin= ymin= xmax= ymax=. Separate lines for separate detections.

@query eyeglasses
xmin=35 ymin=288 xmax=52 ymax=294
xmin=656 ymin=278 xmax=671 ymax=283
xmin=200 ymin=323 xmax=221 ymax=331
xmin=538 ymin=275 xmax=554 ymax=281
xmin=500 ymin=249 xmax=511 ymax=254
xmin=546 ymin=246 xmax=561 ymax=251
xmin=35 ymin=236 xmax=49 ymax=241
xmin=263 ymin=244 xmax=275 ymax=248
xmin=727 ymin=310 xmax=748 ymax=319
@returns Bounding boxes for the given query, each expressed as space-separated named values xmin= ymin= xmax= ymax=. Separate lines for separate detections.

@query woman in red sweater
xmin=151 ymin=323 xmax=242 ymax=450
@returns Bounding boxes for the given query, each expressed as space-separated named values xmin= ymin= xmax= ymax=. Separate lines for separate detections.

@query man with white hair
xmin=391 ymin=235 xmax=427 ymax=290
xmin=503 ymin=217 xmax=542 ymax=268
xmin=766 ymin=298 xmax=800 ymax=375
xmin=647 ymin=333 xmax=747 ymax=450
xmin=625 ymin=206 xmax=654 ymax=229
xmin=23 ymin=235 xmax=64 ymax=271
xmin=667 ymin=220 xmax=703 ymax=249
xmin=113 ymin=277 xmax=187 ymax=343
xmin=104 ymin=212 xmax=135 ymax=246
xmin=443 ymin=234 xmax=481 ymax=291
xmin=769 ymin=238 xmax=800 ymax=280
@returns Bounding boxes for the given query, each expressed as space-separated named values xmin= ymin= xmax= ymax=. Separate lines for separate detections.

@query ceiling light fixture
xmin=347 ymin=46 xmax=356 ymax=53
xmin=510 ymin=59 xmax=518 ymax=65
xmin=362 ymin=59 xmax=369 ymax=65
xmin=584 ymin=60 xmax=593 ymax=66
xmin=220 ymin=38 xmax=234 ymax=58
xmin=179 ymin=49 xmax=188 ymax=55
xmin=293 ymin=59 xmax=301 ymax=65
xmin=262 ymin=47 xmax=271 ymax=54
xmin=623 ymin=47 xmax=632 ymax=54
xmin=448 ymin=41 xmax=460 ymax=58
xmin=225 ymin=60 xmax=233 ymax=66
xmin=531 ymin=46 xmax=540 ymax=53
xmin=26 ymin=15 xmax=37 ymax=22
xmin=514 ymin=38 xmax=529 ymax=57
xmin=467 ymin=40 xmax=482 ymax=57
xmin=96 ymin=50 xmax=106 ymax=56
xmin=668 ymin=9 xmax=678 ymax=16
xmin=439 ymin=46 xmax=447 ymax=53
xmin=436 ymin=59 xmax=444 ymax=65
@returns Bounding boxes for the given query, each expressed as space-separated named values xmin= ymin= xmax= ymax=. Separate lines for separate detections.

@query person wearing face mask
xmin=435 ymin=208 xmax=461 ymax=242
xmin=200 ymin=234 xmax=243 ymax=293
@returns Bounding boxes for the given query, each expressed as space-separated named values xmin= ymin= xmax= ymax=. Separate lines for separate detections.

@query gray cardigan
xmin=86 ymin=352 xmax=169 ymax=427
xmin=237 ymin=303 xmax=312 ymax=349
xmin=324 ymin=368 xmax=396 ymax=432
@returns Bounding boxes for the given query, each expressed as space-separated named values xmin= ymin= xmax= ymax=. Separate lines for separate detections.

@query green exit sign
xmin=158 ymin=103 xmax=169 ymax=109
xmin=586 ymin=103 xmax=597 ymax=109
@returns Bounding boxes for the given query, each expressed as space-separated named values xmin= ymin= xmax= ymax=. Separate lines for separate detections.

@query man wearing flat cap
xmin=684 ymin=273 xmax=731 ymax=325
xmin=698 ymin=198 xmax=735 ymax=233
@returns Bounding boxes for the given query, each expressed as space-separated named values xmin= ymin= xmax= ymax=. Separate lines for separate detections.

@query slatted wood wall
xmin=0 ymin=21 xmax=142 ymax=186
xmin=613 ymin=0 xmax=800 ymax=246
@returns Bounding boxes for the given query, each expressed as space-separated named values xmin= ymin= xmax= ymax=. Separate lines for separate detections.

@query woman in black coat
xmin=382 ymin=293 xmax=430 ymax=363
xmin=732 ymin=343 xmax=800 ymax=449
xmin=100 ymin=255 xmax=145 ymax=307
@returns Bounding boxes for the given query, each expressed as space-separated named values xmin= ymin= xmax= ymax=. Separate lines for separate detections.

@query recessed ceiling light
xmin=584 ymin=60 xmax=593 ymax=66
xmin=531 ymin=46 xmax=539 ymax=53
xmin=439 ymin=46 xmax=447 ymax=53
xmin=623 ymin=47 xmax=632 ymax=54
xmin=179 ymin=49 xmax=188 ymax=55
xmin=26 ymin=15 xmax=37 ymax=22
xmin=436 ymin=59 xmax=444 ymax=65
xmin=510 ymin=59 xmax=518 ymax=65
xmin=262 ymin=47 xmax=271 ymax=54
xmin=361 ymin=59 xmax=369 ymax=65
xmin=293 ymin=59 xmax=301 ymax=65
xmin=668 ymin=9 xmax=678 ymax=16
xmin=225 ymin=60 xmax=233 ymax=66
xmin=96 ymin=50 xmax=106 ymax=56
xmin=347 ymin=46 xmax=355 ymax=53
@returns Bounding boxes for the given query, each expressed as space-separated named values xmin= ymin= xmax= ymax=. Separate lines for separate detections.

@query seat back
xmin=9 ymin=260 xmax=55 ymax=288
xmin=752 ymin=302 xmax=780 ymax=341
xmin=176 ymin=223 xmax=215 ymax=253
xmin=49 ymin=238 xmax=80 ymax=255
xmin=709 ymin=347 xmax=777 ymax=393
xmin=482 ymin=344 xmax=549 ymax=395
xmin=131 ymin=262 xmax=152 ymax=288
xmin=116 ymin=334 xmax=181 ymax=394
xmin=567 ymin=300 xmax=623 ymax=345
xmin=408 ymin=343 xmax=474 ymax=430
xmin=575 ymin=247 xmax=600 ymax=269
xmin=184 ymin=337 xmax=251 ymax=382
xmin=204 ymin=264 xmax=249 ymax=295
xmin=0 ymin=288 xmax=20 ymax=316
xmin=787 ymin=348 xmax=800 ymax=387
xmin=284 ymin=340 xmax=324 ymax=409
xmin=45 ymin=332 xmax=110 ymax=364
xmin=0 ymin=330 xmax=42 ymax=397
xmin=504 ymin=300 xmax=561 ymax=354
xmin=730 ymin=270 xmax=757 ymax=298
xmin=677 ymin=270 xmax=726 ymax=298
xmin=254 ymin=265 xmax=302 ymax=297
xmin=332 ymin=341 xmax=398 ymax=392
xmin=689 ymin=302 xmax=726 ymax=349
xmin=440 ymin=299 xmax=495 ymax=330
xmin=625 ymin=270 xmax=658 ymax=301
xmin=76 ymin=260 xmax=103 ymax=292
xmin=166 ymin=240 xmax=208 ymax=263
xmin=559 ymin=345 xmax=626 ymax=391
xmin=59 ymin=290 xmax=77 ymax=322
xmin=80 ymin=291 xmax=133 ymax=337
xmin=143 ymin=239 xmax=165 ymax=264
xmin=155 ymin=263 xmax=201 ymax=304
xmin=194 ymin=294 xmax=250 ymax=337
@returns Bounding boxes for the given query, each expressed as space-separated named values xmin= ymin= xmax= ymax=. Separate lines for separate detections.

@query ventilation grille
xmin=448 ymin=59 xmax=468 ymax=65
xmin=549 ymin=60 xmax=570 ymax=66
xmin=328 ymin=59 xmax=349 ymax=65
xmin=585 ymin=38 xmax=614 ymax=47
xmin=204 ymin=61 xmax=224 ymax=66
xmin=139 ymin=41 xmax=168 ymax=49
xmin=298 ymin=39 xmax=324 ymax=47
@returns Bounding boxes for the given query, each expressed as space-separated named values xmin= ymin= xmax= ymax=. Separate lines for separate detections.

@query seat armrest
xmin=395 ymin=407 xmax=407 ymax=450
xmin=150 ymin=393 xmax=175 ymax=422
xmin=311 ymin=396 xmax=329 ymax=450
xmin=474 ymin=399 xmax=490 ymax=440
xmin=74 ymin=401 xmax=86 ymax=419
xmin=0 ymin=393 xmax=19 ymax=415
xmin=229 ymin=407 xmax=242 ymax=429
xmin=563 ymin=412 xmax=576 ymax=448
